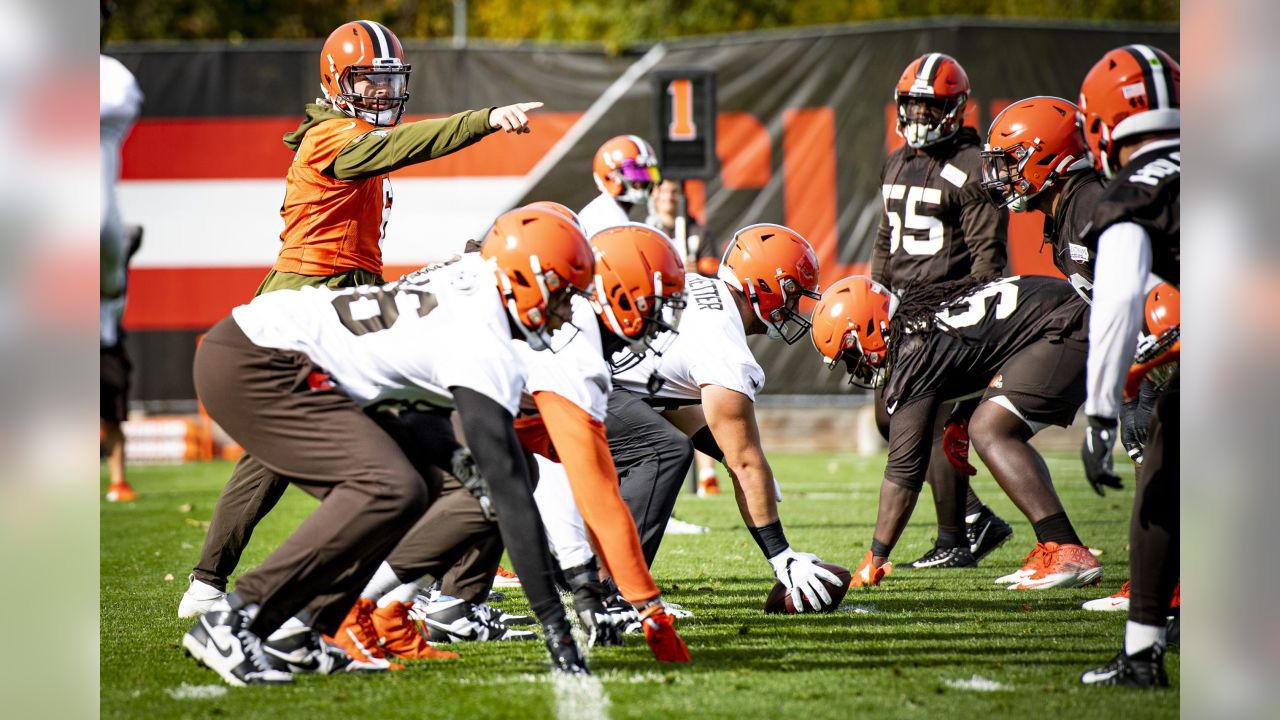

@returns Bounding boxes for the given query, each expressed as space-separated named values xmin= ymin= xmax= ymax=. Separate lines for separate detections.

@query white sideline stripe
xmin=118 ymin=178 xmax=525 ymax=268
xmin=165 ymin=683 xmax=228 ymax=699
xmin=513 ymin=43 xmax=668 ymax=208
xmin=943 ymin=675 xmax=1010 ymax=692
xmin=552 ymin=672 xmax=611 ymax=720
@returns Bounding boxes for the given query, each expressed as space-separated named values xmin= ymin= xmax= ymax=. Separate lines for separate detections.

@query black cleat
xmin=182 ymin=603 xmax=294 ymax=686
xmin=1080 ymin=645 xmax=1169 ymax=688
xmin=263 ymin=620 xmax=385 ymax=674
xmin=413 ymin=596 xmax=536 ymax=643
xmin=544 ymin=625 xmax=590 ymax=675
xmin=907 ymin=545 xmax=978 ymax=569
xmin=967 ymin=509 xmax=1014 ymax=560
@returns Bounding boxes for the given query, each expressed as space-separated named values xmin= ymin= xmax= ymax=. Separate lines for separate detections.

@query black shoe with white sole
xmin=1081 ymin=645 xmax=1169 ymax=688
xmin=262 ymin=620 xmax=386 ymax=674
xmin=967 ymin=509 xmax=1014 ymax=560
xmin=414 ymin=596 xmax=537 ymax=643
xmin=907 ymin=545 xmax=978 ymax=569
xmin=183 ymin=605 xmax=294 ymax=686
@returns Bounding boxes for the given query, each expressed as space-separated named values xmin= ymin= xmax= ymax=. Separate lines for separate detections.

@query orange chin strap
xmin=531 ymin=390 xmax=661 ymax=606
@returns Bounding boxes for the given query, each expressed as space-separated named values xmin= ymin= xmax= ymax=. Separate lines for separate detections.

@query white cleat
xmin=179 ymin=575 xmax=228 ymax=619
xmin=665 ymin=517 xmax=710 ymax=535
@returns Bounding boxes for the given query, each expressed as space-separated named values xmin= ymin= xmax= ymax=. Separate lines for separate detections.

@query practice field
xmin=101 ymin=451 xmax=1178 ymax=719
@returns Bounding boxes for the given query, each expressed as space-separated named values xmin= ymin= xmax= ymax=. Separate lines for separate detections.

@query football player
xmin=579 ymin=135 xmax=661 ymax=236
xmin=809 ymin=274 xmax=1101 ymax=591
xmin=181 ymin=209 xmax=596 ymax=685
xmin=179 ymin=18 xmax=543 ymax=617
xmin=358 ymin=221 xmax=693 ymax=663
xmin=872 ymin=53 xmax=1012 ymax=569
xmin=608 ymin=224 xmax=842 ymax=612
xmin=1076 ymin=45 xmax=1181 ymax=689
xmin=100 ymin=50 xmax=143 ymax=503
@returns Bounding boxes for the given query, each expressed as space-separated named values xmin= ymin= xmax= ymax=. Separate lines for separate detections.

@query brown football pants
xmin=192 ymin=318 xmax=430 ymax=639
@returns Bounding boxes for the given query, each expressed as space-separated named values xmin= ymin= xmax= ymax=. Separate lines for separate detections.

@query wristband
xmin=747 ymin=519 xmax=790 ymax=559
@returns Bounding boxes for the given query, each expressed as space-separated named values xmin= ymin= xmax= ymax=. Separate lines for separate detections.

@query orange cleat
xmin=696 ymin=471 xmax=722 ymax=497
xmin=993 ymin=542 xmax=1048 ymax=585
xmin=1082 ymin=580 xmax=1179 ymax=612
xmin=105 ymin=481 xmax=137 ymax=503
xmin=332 ymin=598 xmax=403 ymax=670
xmin=1008 ymin=542 xmax=1103 ymax=590
xmin=493 ymin=566 xmax=522 ymax=588
xmin=849 ymin=550 xmax=892 ymax=588
xmin=640 ymin=605 xmax=691 ymax=663
xmin=371 ymin=601 xmax=459 ymax=661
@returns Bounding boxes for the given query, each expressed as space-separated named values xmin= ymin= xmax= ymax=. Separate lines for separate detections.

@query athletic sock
xmin=360 ymin=561 xmax=403 ymax=603
xmin=377 ymin=582 xmax=418 ymax=608
xmin=1031 ymin=512 xmax=1083 ymax=547
xmin=1124 ymin=620 xmax=1166 ymax=655
xmin=964 ymin=489 xmax=985 ymax=517
xmin=936 ymin=531 xmax=964 ymax=549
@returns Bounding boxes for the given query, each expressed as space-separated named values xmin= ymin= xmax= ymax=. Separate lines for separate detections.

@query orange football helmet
xmin=981 ymin=96 xmax=1092 ymax=212
xmin=809 ymin=276 xmax=900 ymax=388
xmin=589 ymin=224 xmax=687 ymax=370
xmin=320 ymin=20 xmax=412 ymax=127
xmin=524 ymin=201 xmax=585 ymax=236
xmin=1078 ymin=44 xmax=1180 ymax=177
xmin=719 ymin=223 xmax=820 ymax=344
xmin=895 ymin=53 xmax=970 ymax=148
xmin=592 ymin=135 xmax=661 ymax=205
xmin=481 ymin=208 xmax=595 ymax=350
xmin=1128 ymin=282 xmax=1180 ymax=395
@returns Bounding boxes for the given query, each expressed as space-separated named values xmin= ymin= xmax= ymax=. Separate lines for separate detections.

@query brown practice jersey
xmin=1081 ymin=141 xmax=1181 ymax=287
xmin=871 ymin=127 xmax=1008 ymax=292
xmin=881 ymin=275 xmax=1088 ymax=486
xmin=1043 ymin=169 xmax=1107 ymax=302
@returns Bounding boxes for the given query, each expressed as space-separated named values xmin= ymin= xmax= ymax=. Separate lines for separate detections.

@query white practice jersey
xmin=579 ymin=192 xmax=632 ymax=237
xmin=517 ymin=294 xmax=611 ymax=421
xmin=614 ymin=273 xmax=765 ymax=402
xmin=231 ymin=254 xmax=526 ymax=414
xmin=101 ymin=55 xmax=144 ymax=345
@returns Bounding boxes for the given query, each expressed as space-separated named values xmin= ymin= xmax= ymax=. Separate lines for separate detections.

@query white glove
xmin=768 ymin=547 xmax=840 ymax=611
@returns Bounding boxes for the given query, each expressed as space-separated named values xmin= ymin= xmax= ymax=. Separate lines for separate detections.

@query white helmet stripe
xmin=1128 ymin=44 xmax=1171 ymax=110
xmin=918 ymin=52 xmax=942 ymax=82
xmin=624 ymin=134 xmax=655 ymax=164
xmin=359 ymin=20 xmax=391 ymax=60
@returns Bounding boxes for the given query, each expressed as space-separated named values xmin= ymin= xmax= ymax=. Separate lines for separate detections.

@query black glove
xmin=1119 ymin=379 xmax=1158 ymax=465
xmin=1081 ymin=415 xmax=1124 ymax=497
xmin=451 ymin=447 xmax=494 ymax=521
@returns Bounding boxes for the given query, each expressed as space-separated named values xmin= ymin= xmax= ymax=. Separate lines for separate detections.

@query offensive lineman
xmin=182 ymin=209 xmax=597 ymax=685
xmin=609 ymin=224 xmax=842 ymax=611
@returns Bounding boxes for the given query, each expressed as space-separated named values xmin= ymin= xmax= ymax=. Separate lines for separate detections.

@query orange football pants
xmin=514 ymin=391 xmax=661 ymax=606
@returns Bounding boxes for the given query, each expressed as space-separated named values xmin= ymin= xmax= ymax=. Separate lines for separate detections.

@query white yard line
xmin=552 ymin=672 xmax=611 ymax=720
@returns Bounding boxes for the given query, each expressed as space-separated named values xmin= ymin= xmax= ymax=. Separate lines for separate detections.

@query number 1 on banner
xmin=667 ymin=79 xmax=697 ymax=141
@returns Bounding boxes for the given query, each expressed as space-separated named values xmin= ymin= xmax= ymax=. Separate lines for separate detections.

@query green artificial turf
xmin=101 ymin=451 xmax=1177 ymax=719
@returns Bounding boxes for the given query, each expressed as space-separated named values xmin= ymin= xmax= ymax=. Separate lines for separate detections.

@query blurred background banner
xmin=109 ymin=18 xmax=1176 ymax=405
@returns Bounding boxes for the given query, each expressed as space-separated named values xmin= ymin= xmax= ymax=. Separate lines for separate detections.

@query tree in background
xmin=104 ymin=0 xmax=1177 ymax=47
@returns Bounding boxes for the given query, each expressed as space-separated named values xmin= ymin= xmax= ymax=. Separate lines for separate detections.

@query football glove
xmin=1081 ymin=415 xmax=1124 ymax=497
xmin=1119 ymin=379 xmax=1158 ymax=466
xmin=942 ymin=417 xmax=978 ymax=476
xmin=451 ymin=447 xmax=494 ymax=521
xmin=768 ymin=547 xmax=840 ymax=611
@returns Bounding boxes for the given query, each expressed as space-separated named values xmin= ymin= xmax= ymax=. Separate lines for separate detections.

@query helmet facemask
xmin=332 ymin=62 xmax=411 ymax=127
xmin=897 ymin=93 xmax=966 ymax=149
xmin=597 ymin=271 xmax=686 ymax=372
xmin=490 ymin=254 xmax=590 ymax=352
xmin=612 ymin=160 xmax=660 ymax=205
xmin=752 ymin=276 xmax=821 ymax=345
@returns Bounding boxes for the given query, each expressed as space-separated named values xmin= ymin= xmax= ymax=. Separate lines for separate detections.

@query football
xmin=763 ymin=563 xmax=852 ymax=614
